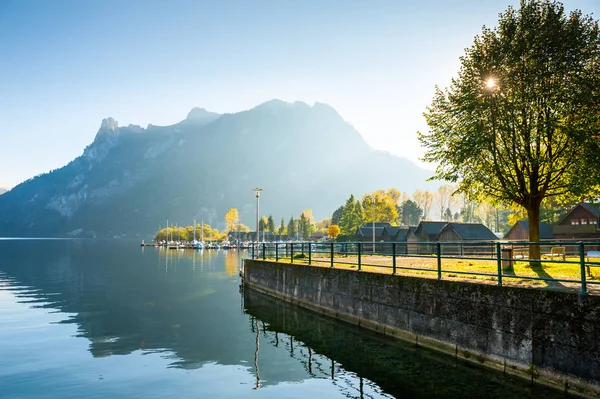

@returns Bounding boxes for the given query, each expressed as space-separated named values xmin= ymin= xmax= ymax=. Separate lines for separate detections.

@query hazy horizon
xmin=2 ymin=0 xmax=599 ymax=189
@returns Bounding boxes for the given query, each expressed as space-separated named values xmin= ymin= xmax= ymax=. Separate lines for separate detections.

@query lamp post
xmin=252 ymin=188 xmax=263 ymax=245
xmin=372 ymin=194 xmax=376 ymax=254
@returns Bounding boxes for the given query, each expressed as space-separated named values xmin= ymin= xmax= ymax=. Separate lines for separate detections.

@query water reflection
xmin=243 ymin=286 xmax=570 ymax=399
xmin=1 ymin=241 xmax=250 ymax=365
xmin=0 ymin=240 xmax=571 ymax=398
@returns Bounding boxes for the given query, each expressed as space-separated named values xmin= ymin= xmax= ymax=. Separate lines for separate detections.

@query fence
xmin=249 ymin=240 xmax=600 ymax=295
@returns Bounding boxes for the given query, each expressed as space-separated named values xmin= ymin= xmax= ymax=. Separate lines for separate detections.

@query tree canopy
xmin=401 ymin=199 xmax=423 ymax=226
xmin=267 ymin=215 xmax=276 ymax=233
xmin=327 ymin=224 xmax=341 ymax=239
xmin=224 ymin=208 xmax=239 ymax=232
xmin=331 ymin=206 xmax=344 ymax=226
xmin=418 ymin=0 xmax=600 ymax=259
xmin=278 ymin=218 xmax=286 ymax=235
xmin=287 ymin=216 xmax=297 ymax=239
xmin=361 ymin=191 xmax=399 ymax=224
xmin=339 ymin=195 xmax=364 ymax=236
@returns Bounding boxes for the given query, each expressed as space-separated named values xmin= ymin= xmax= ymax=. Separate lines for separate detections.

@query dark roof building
xmin=356 ymin=223 xmax=390 ymax=242
xmin=581 ymin=203 xmax=600 ymax=218
xmin=504 ymin=221 xmax=554 ymax=240
xmin=437 ymin=223 xmax=497 ymax=241
xmin=381 ymin=225 xmax=403 ymax=241
xmin=553 ymin=202 xmax=600 ymax=239
xmin=355 ymin=223 xmax=418 ymax=243
xmin=414 ymin=221 xmax=448 ymax=241
xmin=381 ymin=225 xmax=417 ymax=242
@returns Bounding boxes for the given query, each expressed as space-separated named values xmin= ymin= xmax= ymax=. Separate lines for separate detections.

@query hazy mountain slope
xmin=0 ymin=100 xmax=434 ymax=238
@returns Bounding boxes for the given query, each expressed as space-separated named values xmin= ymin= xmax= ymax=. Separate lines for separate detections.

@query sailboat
xmin=193 ymin=218 xmax=203 ymax=250
xmin=168 ymin=220 xmax=178 ymax=250
xmin=176 ymin=223 xmax=185 ymax=249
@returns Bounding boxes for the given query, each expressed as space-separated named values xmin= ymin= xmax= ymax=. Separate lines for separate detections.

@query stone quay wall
xmin=243 ymin=259 xmax=600 ymax=398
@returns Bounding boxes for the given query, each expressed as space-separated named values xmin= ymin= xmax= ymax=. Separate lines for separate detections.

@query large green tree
xmin=287 ymin=216 xmax=297 ymax=239
xmin=267 ymin=215 xmax=276 ymax=233
xmin=362 ymin=191 xmax=400 ymax=224
xmin=298 ymin=213 xmax=309 ymax=240
xmin=331 ymin=206 xmax=344 ymax=226
xmin=401 ymin=199 xmax=423 ymax=226
xmin=418 ymin=0 xmax=600 ymax=260
xmin=258 ymin=216 xmax=267 ymax=240
xmin=339 ymin=195 xmax=365 ymax=236
xmin=278 ymin=218 xmax=286 ymax=236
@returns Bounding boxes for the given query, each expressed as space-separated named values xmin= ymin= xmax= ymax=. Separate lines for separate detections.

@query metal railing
xmin=249 ymin=241 xmax=600 ymax=295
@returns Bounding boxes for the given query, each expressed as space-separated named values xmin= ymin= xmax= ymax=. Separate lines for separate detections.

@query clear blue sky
xmin=1 ymin=0 xmax=598 ymax=189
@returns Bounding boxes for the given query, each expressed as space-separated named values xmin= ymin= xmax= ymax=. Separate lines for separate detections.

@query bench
xmin=512 ymin=247 xmax=528 ymax=259
xmin=586 ymin=251 xmax=600 ymax=277
xmin=544 ymin=246 xmax=566 ymax=261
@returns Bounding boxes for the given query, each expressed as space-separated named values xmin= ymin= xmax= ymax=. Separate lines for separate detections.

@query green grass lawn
xmin=264 ymin=253 xmax=600 ymax=293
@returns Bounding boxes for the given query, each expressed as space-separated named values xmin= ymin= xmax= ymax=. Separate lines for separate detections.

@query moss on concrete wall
xmin=243 ymin=260 xmax=600 ymax=398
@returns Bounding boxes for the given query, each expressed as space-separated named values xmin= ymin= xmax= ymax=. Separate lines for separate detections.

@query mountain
xmin=0 ymin=100 xmax=435 ymax=238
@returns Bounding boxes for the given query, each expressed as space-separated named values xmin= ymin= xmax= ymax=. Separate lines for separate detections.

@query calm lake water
xmin=0 ymin=239 xmax=570 ymax=398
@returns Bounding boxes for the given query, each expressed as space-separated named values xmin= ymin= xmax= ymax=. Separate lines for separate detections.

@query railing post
xmin=496 ymin=242 xmax=503 ymax=287
xmin=436 ymin=242 xmax=442 ymax=280
xmin=262 ymin=243 xmax=266 ymax=260
xmin=291 ymin=243 xmax=294 ymax=263
xmin=358 ymin=242 xmax=362 ymax=271
xmin=276 ymin=243 xmax=279 ymax=262
xmin=579 ymin=241 xmax=587 ymax=295
xmin=308 ymin=243 xmax=312 ymax=265
xmin=330 ymin=242 xmax=334 ymax=268
xmin=252 ymin=243 xmax=255 ymax=259
xmin=392 ymin=242 xmax=397 ymax=275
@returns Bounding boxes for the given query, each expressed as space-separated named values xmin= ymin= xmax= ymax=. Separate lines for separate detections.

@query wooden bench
xmin=586 ymin=251 xmax=600 ymax=277
xmin=544 ymin=246 xmax=566 ymax=261
xmin=512 ymin=247 xmax=528 ymax=259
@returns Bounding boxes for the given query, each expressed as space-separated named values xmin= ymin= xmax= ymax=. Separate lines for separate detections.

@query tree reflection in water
xmin=243 ymin=287 xmax=572 ymax=399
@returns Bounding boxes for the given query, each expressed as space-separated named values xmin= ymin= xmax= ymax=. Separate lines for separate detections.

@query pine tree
xmin=339 ymin=195 xmax=364 ymax=236
xmin=278 ymin=218 xmax=286 ymax=235
xmin=267 ymin=215 xmax=275 ymax=233
xmin=287 ymin=216 xmax=297 ymax=240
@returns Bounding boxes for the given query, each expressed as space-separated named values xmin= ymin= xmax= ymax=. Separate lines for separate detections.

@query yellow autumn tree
xmin=327 ymin=224 xmax=341 ymax=239
xmin=224 ymin=208 xmax=240 ymax=232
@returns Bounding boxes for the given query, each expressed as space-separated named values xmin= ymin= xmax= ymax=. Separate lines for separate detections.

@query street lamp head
xmin=252 ymin=188 xmax=263 ymax=198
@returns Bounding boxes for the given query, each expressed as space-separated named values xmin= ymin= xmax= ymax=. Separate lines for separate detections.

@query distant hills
xmin=0 ymin=100 xmax=435 ymax=238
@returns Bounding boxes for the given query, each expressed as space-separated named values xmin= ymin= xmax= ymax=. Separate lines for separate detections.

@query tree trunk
xmin=527 ymin=203 xmax=541 ymax=261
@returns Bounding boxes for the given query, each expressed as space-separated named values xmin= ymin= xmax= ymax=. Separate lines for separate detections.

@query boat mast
xmin=194 ymin=218 xmax=196 ymax=242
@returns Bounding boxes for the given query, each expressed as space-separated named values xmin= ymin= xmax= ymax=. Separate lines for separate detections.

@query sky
xmin=1 ymin=0 xmax=599 ymax=189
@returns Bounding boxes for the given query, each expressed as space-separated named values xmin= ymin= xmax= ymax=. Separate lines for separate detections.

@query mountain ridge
xmin=0 ymin=100 xmax=435 ymax=238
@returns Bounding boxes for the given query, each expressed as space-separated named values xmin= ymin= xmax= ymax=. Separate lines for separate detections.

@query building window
xmin=581 ymin=218 xmax=588 ymax=225
xmin=591 ymin=219 xmax=598 ymax=226
xmin=571 ymin=219 xmax=579 ymax=225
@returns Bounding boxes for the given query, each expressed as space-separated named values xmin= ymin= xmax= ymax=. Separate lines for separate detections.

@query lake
xmin=0 ymin=239 xmax=569 ymax=398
